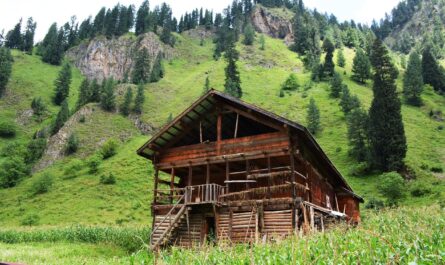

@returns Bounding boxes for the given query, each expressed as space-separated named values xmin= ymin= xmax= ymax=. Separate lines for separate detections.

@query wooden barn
xmin=137 ymin=90 xmax=363 ymax=249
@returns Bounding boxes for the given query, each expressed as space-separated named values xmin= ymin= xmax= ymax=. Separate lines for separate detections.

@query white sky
xmin=0 ymin=0 xmax=402 ymax=42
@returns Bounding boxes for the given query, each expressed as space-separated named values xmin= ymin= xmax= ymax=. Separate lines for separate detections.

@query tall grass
xmin=0 ymin=226 xmax=150 ymax=252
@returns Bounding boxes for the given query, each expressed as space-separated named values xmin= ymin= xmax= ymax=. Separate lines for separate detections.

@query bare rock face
xmin=251 ymin=6 xmax=294 ymax=45
xmin=66 ymin=32 xmax=174 ymax=82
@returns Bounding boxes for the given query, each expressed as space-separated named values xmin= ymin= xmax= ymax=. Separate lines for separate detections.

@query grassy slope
xmin=0 ymin=30 xmax=444 ymax=229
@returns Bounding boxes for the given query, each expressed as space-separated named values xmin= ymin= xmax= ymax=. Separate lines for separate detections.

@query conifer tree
xmin=53 ymin=63 xmax=72 ymax=105
xmin=0 ymin=47 xmax=13 ymax=97
xmin=259 ymin=34 xmax=265 ymax=50
xmin=89 ymin=79 xmax=101 ymax=102
xmin=93 ymin=7 xmax=106 ymax=35
xmin=243 ymin=22 xmax=255 ymax=46
xmin=120 ymin=87 xmax=133 ymax=116
xmin=76 ymin=79 xmax=90 ymax=109
xmin=150 ymin=53 xmax=164 ymax=83
xmin=340 ymin=85 xmax=360 ymax=114
xmin=351 ymin=48 xmax=371 ymax=83
xmin=5 ymin=19 xmax=23 ymax=49
xmin=100 ymin=78 xmax=116 ymax=111
xmin=347 ymin=108 xmax=370 ymax=162
xmin=22 ymin=17 xmax=37 ymax=54
xmin=337 ymin=49 xmax=346 ymax=67
xmin=330 ymin=72 xmax=343 ymax=98
xmin=41 ymin=23 xmax=64 ymax=65
xmin=52 ymin=99 xmax=70 ymax=135
xmin=133 ymin=83 xmax=145 ymax=114
xmin=132 ymin=47 xmax=151 ymax=84
xmin=224 ymin=43 xmax=242 ymax=98
xmin=368 ymin=38 xmax=406 ymax=172
xmin=421 ymin=49 xmax=445 ymax=93
xmin=322 ymin=38 xmax=335 ymax=77
xmin=135 ymin=0 xmax=150 ymax=35
xmin=281 ymin=73 xmax=299 ymax=91
xmin=403 ymin=51 xmax=423 ymax=106
xmin=203 ymin=76 xmax=210 ymax=94
xmin=307 ymin=98 xmax=321 ymax=135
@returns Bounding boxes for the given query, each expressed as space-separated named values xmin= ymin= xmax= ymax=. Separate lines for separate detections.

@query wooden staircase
xmin=150 ymin=195 xmax=190 ymax=250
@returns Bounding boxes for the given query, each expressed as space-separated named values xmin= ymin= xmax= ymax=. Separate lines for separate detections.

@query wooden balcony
xmin=154 ymin=184 xmax=226 ymax=205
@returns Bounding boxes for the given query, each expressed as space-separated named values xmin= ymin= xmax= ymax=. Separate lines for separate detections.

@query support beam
xmin=267 ymin=155 xmax=271 ymax=199
xmin=153 ymin=168 xmax=159 ymax=205
xmin=170 ymin=168 xmax=175 ymax=204
xmin=225 ymin=160 xmax=230 ymax=193
xmin=234 ymin=113 xmax=239 ymax=138
xmin=217 ymin=112 xmax=222 ymax=155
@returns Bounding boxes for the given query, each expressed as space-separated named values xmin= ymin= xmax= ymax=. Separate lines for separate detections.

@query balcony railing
xmin=155 ymin=184 xmax=226 ymax=205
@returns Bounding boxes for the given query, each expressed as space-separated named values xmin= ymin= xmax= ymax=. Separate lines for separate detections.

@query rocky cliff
xmin=251 ymin=6 xmax=294 ymax=45
xmin=66 ymin=32 xmax=174 ymax=82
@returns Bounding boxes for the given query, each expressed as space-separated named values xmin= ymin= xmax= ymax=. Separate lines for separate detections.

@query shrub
xmin=430 ymin=165 xmax=443 ymax=173
xmin=378 ymin=172 xmax=405 ymax=205
xmin=30 ymin=173 xmax=53 ymax=195
xmin=31 ymin=97 xmax=46 ymax=116
xmin=63 ymin=160 xmax=83 ymax=180
xmin=0 ymin=121 xmax=17 ymax=138
xmin=365 ymin=197 xmax=385 ymax=210
xmin=79 ymin=115 xmax=86 ymax=123
xmin=100 ymin=139 xmax=118 ymax=159
xmin=0 ymin=156 xmax=29 ymax=188
xmin=349 ymin=162 xmax=370 ymax=177
xmin=1 ymin=142 xmax=25 ymax=157
xmin=24 ymin=138 xmax=47 ymax=164
xmin=20 ymin=214 xmax=40 ymax=226
xmin=65 ymin=133 xmax=79 ymax=155
xmin=100 ymin=173 xmax=116 ymax=185
xmin=410 ymin=182 xmax=432 ymax=197
xmin=88 ymin=155 xmax=101 ymax=174
xmin=281 ymin=73 xmax=299 ymax=91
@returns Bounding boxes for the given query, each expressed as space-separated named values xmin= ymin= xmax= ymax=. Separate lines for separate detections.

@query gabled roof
xmin=137 ymin=89 xmax=363 ymax=202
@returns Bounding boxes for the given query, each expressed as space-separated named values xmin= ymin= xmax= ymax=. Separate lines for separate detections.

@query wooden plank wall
xmin=174 ymin=212 xmax=203 ymax=247
xmin=262 ymin=210 xmax=293 ymax=237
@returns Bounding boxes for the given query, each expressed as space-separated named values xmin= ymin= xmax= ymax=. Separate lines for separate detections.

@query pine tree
xmin=135 ymin=0 xmax=150 ymax=35
xmin=224 ymin=43 xmax=242 ymax=98
xmin=31 ymin=97 xmax=46 ymax=117
xmin=89 ymin=79 xmax=101 ymax=102
xmin=403 ymin=51 xmax=423 ymax=106
xmin=0 ymin=47 xmax=13 ymax=97
xmin=368 ymin=38 xmax=406 ymax=172
xmin=322 ymin=38 xmax=335 ymax=77
xmin=203 ymin=76 xmax=210 ymax=94
xmin=133 ymin=83 xmax=145 ymax=114
xmin=5 ymin=19 xmax=23 ymax=49
xmin=41 ymin=23 xmax=64 ymax=65
xmin=307 ymin=98 xmax=321 ymax=135
xmin=120 ymin=87 xmax=133 ymax=116
xmin=337 ymin=49 xmax=346 ymax=67
xmin=76 ymin=79 xmax=90 ymax=109
xmin=132 ymin=47 xmax=151 ymax=84
xmin=259 ymin=34 xmax=265 ymax=50
xmin=422 ymin=49 xmax=445 ymax=93
xmin=93 ymin=7 xmax=106 ymax=35
xmin=150 ymin=53 xmax=164 ymax=83
xmin=351 ymin=48 xmax=371 ymax=83
xmin=53 ymin=63 xmax=72 ymax=105
xmin=340 ymin=85 xmax=360 ymax=114
xmin=243 ymin=22 xmax=255 ymax=46
xmin=281 ymin=73 xmax=299 ymax=91
xmin=52 ymin=99 xmax=70 ymax=135
xmin=22 ymin=17 xmax=37 ymax=54
xmin=330 ymin=72 xmax=343 ymax=98
xmin=100 ymin=78 xmax=116 ymax=111
xmin=347 ymin=108 xmax=370 ymax=162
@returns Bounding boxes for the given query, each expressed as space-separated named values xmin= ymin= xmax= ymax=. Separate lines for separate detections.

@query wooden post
xmin=225 ymin=160 xmax=230 ymax=193
xmin=229 ymin=209 xmax=233 ymax=243
xmin=217 ymin=112 xmax=222 ymax=155
xmin=335 ymin=194 xmax=339 ymax=212
xmin=234 ymin=113 xmax=239 ymax=138
xmin=255 ymin=208 xmax=259 ymax=244
xmin=153 ymin=167 xmax=159 ymax=204
xmin=267 ymin=154 xmax=271 ymax=199
xmin=170 ymin=167 xmax=175 ymax=204
xmin=294 ymin=208 xmax=299 ymax=235
xmin=199 ymin=121 xmax=203 ymax=143
xmin=320 ymin=215 xmax=325 ymax=233
xmin=186 ymin=210 xmax=191 ymax=247
xmin=206 ymin=162 xmax=210 ymax=201
xmin=310 ymin=206 xmax=315 ymax=231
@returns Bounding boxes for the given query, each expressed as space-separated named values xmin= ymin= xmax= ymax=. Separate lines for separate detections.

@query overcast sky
xmin=1 ymin=0 xmax=402 ymax=41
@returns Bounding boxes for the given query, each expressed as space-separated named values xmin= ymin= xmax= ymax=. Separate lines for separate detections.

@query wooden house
xmin=137 ymin=90 xmax=363 ymax=249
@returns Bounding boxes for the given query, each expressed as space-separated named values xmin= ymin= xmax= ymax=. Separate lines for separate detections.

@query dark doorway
xmin=205 ymin=217 xmax=216 ymax=244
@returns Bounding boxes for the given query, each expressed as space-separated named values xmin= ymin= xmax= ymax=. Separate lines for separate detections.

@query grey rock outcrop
xmin=251 ymin=6 xmax=294 ymax=45
xmin=66 ymin=32 xmax=174 ymax=82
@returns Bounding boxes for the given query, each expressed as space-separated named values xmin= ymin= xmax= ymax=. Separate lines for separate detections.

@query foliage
xmin=63 ymin=160 xmax=84 ymax=180
xmin=89 ymin=79 xmax=101 ymax=103
xmin=365 ymin=197 xmax=385 ymax=210
xmin=120 ymin=87 xmax=133 ymax=116
xmin=133 ymin=84 xmax=145 ymax=114
xmin=259 ymin=34 xmax=266 ymax=50
xmin=87 ymin=155 xmax=102 ymax=174
xmin=306 ymin=98 xmax=320 ymax=135
xmin=100 ymin=173 xmax=116 ymax=185
xmin=76 ymin=79 xmax=91 ymax=109
xmin=329 ymin=72 xmax=342 ymax=98
xmin=65 ymin=133 xmax=79 ymax=155
xmin=24 ymin=138 xmax=47 ymax=164
xmin=100 ymin=78 xmax=116 ymax=112
xmin=224 ymin=43 xmax=242 ymax=98
xmin=403 ymin=51 xmax=423 ymax=106
xmin=369 ymin=39 xmax=406 ymax=172
xmin=410 ymin=182 xmax=432 ymax=197
xmin=292 ymin=11 xmax=321 ymax=70
xmin=243 ymin=22 xmax=255 ymax=46
xmin=5 ymin=19 xmax=23 ymax=49
xmin=281 ymin=73 xmax=299 ymax=91
xmin=53 ymin=63 xmax=72 ymax=105
xmin=378 ymin=172 xmax=405 ymax=205
xmin=150 ymin=53 xmax=164 ymax=83
xmin=339 ymin=85 xmax=360 ymax=114
xmin=132 ymin=48 xmax=151 ymax=85
xmin=0 ymin=47 xmax=13 ymax=97
xmin=22 ymin=17 xmax=37 ymax=54
xmin=40 ymin=23 xmax=64 ymax=65
xmin=203 ymin=76 xmax=211 ymax=94
xmin=20 ymin=214 xmax=40 ymax=226
xmin=52 ymin=100 xmax=70 ymax=135
xmin=347 ymin=108 xmax=370 ymax=162
xmin=351 ymin=48 xmax=371 ymax=83
xmin=31 ymin=97 xmax=47 ymax=117
xmin=322 ymin=38 xmax=335 ymax=77
xmin=0 ymin=156 xmax=29 ymax=188
xmin=422 ymin=48 xmax=445 ymax=94
xmin=0 ymin=121 xmax=17 ymax=138
xmin=100 ymin=139 xmax=118 ymax=159
xmin=336 ymin=49 xmax=346 ymax=67
xmin=30 ymin=173 xmax=54 ymax=195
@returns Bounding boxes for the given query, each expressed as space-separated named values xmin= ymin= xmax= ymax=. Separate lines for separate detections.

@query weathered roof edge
xmin=137 ymin=89 xmax=364 ymax=202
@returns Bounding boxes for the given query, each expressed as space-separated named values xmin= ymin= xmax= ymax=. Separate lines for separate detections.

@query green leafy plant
xmin=100 ymin=173 xmax=116 ymax=185
xmin=100 ymin=139 xmax=118 ymax=159
xmin=30 ymin=173 xmax=53 ymax=195
xmin=0 ymin=121 xmax=17 ymax=138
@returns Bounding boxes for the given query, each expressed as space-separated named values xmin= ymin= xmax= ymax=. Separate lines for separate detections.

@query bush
xmin=63 ymin=160 xmax=84 ymax=180
xmin=100 ymin=139 xmax=118 ymax=159
xmin=88 ymin=155 xmax=101 ymax=174
xmin=378 ymin=172 xmax=405 ymax=205
xmin=410 ymin=182 xmax=432 ymax=197
xmin=30 ymin=173 xmax=53 ymax=195
xmin=0 ymin=156 xmax=29 ymax=188
xmin=100 ymin=173 xmax=116 ymax=185
xmin=24 ymin=138 xmax=47 ymax=164
xmin=281 ymin=73 xmax=299 ymax=91
xmin=1 ymin=142 xmax=25 ymax=157
xmin=365 ymin=197 xmax=385 ymax=210
xmin=79 ymin=115 xmax=86 ymax=123
xmin=65 ymin=133 xmax=79 ymax=155
xmin=430 ymin=165 xmax=443 ymax=173
xmin=0 ymin=121 xmax=17 ymax=138
xmin=20 ymin=214 xmax=40 ymax=226
xmin=349 ymin=162 xmax=370 ymax=176
xmin=31 ymin=97 xmax=46 ymax=116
